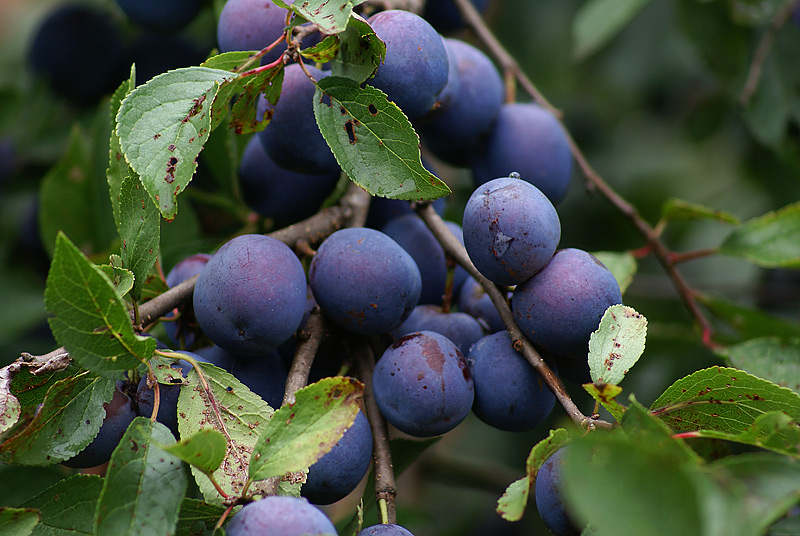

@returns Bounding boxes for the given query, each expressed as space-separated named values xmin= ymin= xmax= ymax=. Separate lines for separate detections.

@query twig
xmin=282 ymin=311 xmax=327 ymax=405
xmin=416 ymin=204 xmax=613 ymax=431
xmin=669 ymin=248 xmax=718 ymax=264
xmin=740 ymin=0 xmax=800 ymax=106
xmin=354 ymin=339 xmax=398 ymax=524
xmin=452 ymin=0 xmax=716 ymax=349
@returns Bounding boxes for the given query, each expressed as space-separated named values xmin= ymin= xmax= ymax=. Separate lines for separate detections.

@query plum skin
xmin=391 ymin=305 xmax=485 ymax=356
xmin=358 ymin=524 xmax=415 ymax=536
xmin=366 ymin=10 xmax=449 ymax=119
xmin=309 ymin=228 xmax=421 ymax=336
xmin=462 ymin=177 xmax=561 ymax=286
xmin=193 ymin=234 xmax=307 ymax=357
xmin=512 ymin=248 xmax=623 ymax=360
xmin=535 ymin=448 xmax=582 ymax=536
xmin=372 ymin=331 xmax=474 ymax=437
xmin=302 ymin=410 xmax=373 ymax=504
xmin=226 ymin=496 xmax=337 ymax=536
xmin=472 ymin=103 xmax=573 ymax=205
xmin=467 ymin=332 xmax=555 ymax=432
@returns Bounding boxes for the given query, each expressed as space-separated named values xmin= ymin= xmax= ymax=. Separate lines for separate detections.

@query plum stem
xmin=282 ymin=310 xmax=326 ymax=406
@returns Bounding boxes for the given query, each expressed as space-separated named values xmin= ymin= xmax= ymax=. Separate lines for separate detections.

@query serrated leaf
xmin=650 ymin=366 xmax=800 ymax=434
xmin=331 ymin=14 xmax=385 ymax=84
xmin=713 ymin=453 xmax=800 ymax=533
xmin=97 ymin=263 xmax=135 ymax=298
xmin=162 ymin=429 xmax=227 ymax=475
xmin=573 ymin=0 xmax=654 ymax=60
xmin=497 ymin=428 xmax=569 ymax=522
xmin=44 ymin=233 xmax=155 ymax=375
xmin=591 ymin=251 xmax=636 ymax=295
xmin=116 ymin=67 xmax=234 ymax=219
xmin=314 ymin=77 xmax=450 ymax=201
xmin=300 ymin=35 xmax=341 ymax=64
xmin=723 ymin=337 xmax=800 ymax=395
xmin=677 ymin=412 xmax=800 ymax=458
xmin=149 ymin=355 xmax=190 ymax=386
xmin=201 ymin=51 xmax=260 ymax=73
xmin=583 ymin=383 xmax=626 ymax=422
xmin=229 ymin=64 xmax=284 ymax=135
xmin=9 ymin=368 xmax=61 ymax=409
xmin=272 ymin=0 xmax=362 ymax=34
xmin=249 ymin=377 xmax=363 ymax=481
xmin=697 ymin=294 xmax=800 ymax=340
xmin=0 ymin=369 xmax=21 ymax=435
xmin=588 ymin=305 xmax=647 ymax=385
xmin=119 ymin=174 xmax=160 ymax=301
xmin=0 ymin=508 xmax=39 ymax=536
xmin=21 ymin=474 xmax=103 ymax=535
xmin=622 ymin=400 xmax=701 ymax=463
xmin=0 ymin=371 xmax=115 ymax=465
xmin=95 ymin=418 xmax=187 ymax=536
xmin=176 ymin=499 xmax=226 ymax=536
xmin=660 ymin=198 xmax=740 ymax=225
xmin=177 ymin=362 xmax=274 ymax=503
xmin=108 ymin=66 xmax=137 ymax=233
xmin=720 ymin=202 xmax=800 ymax=268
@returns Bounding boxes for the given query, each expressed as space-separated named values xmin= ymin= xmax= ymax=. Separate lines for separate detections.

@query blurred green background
xmin=1 ymin=0 xmax=799 ymax=534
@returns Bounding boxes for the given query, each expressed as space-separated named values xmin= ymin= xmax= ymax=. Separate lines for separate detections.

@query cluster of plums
xmin=50 ymin=1 xmax=609 ymax=534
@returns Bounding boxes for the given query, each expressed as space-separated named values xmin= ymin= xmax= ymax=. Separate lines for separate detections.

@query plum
xmin=226 ymin=496 xmax=337 ymax=535
xmin=391 ymin=305 xmax=484 ymax=356
xmin=535 ymin=448 xmax=581 ymax=536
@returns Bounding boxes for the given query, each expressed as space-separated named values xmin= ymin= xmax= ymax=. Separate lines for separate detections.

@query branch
xmin=281 ymin=310 xmax=327 ymax=406
xmin=416 ymin=204 xmax=613 ymax=431
xmin=740 ymin=0 xmax=800 ymax=106
xmin=354 ymin=339 xmax=398 ymax=524
xmin=452 ymin=0 xmax=716 ymax=349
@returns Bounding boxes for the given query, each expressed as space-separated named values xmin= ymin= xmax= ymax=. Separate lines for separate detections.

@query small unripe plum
xmin=239 ymin=136 xmax=340 ymax=228
xmin=302 ymin=410 xmax=373 ymax=504
xmin=366 ymin=10 xmax=449 ymax=119
xmin=512 ymin=248 xmax=622 ymax=360
xmin=309 ymin=228 xmax=421 ymax=336
xmin=193 ymin=234 xmax=307 ymax=357
xmin=535 ymin=448 xmax=582 ymax=536
xmin=358 ymin=524 xmax=415 ymax=536
xmin=63 ymin=382 xmax=137 ymax=468
xmin=226 ymin=496 xmax=337 ymax=535
xmin=467 ymin=332 xmax=555 ymax=432
xmin=163 ymin=253 xmax=212 ymax=348
xmin=391 ymin=305 xmax=485 ymax=356
xmin=462 ymin=177 xmax=561 ymax=286
xmin=372 ymin=331 xmax=474 ymax=437
xmin=457 ymin=276 xmax=505 ymax=334
xmin=473 ymin=103 xmax=572 ymax=205
xmin=257 ymin=64 xmax=339 ymax=175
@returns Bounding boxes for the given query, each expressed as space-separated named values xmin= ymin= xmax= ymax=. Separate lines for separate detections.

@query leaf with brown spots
xmin=650 ymin=366 xmax=800 ymax=435
xmin=21 ymin=474 xmax=103 ymax=535
xmin=119 ymin=174 xmax=160 ymax=301
xmin=588 ymin=304 xmax=647 ymax=386
xmin=177 ymin=362 xmax=274 ymax=504
xmin=0 ymin=507 xmax=39 ymax=536
xmin=249 ymin=377 xmax=363 ymax=482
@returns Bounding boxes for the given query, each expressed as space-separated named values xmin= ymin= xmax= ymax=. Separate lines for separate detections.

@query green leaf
xmin=21 ymin=474 xmax=103 ymax=535
xmin=0 ymin=370 xmax=21 ymax=435
xmin=650 ymin=366 xmax=800 ymax=434
xmin=39 ymin=126 xmax=116 ymax=257
xmin=272 ymin=0 xmax=362 ymax=34
xmin=177 ymin=362 xmax=274 ymax=503
xmin=176 ymin=499 xmax=226 ymax=536
xmin=497 ymin=428 xmax=569 ymax=522
xmin=95 ymin=418 xmax=187 ymax=536
xmin=228 ymin=64 xmax=284 ymax=135
xmin=98 ymin=261 xmax=135 ymax=299
xmin=330 ymin=15 xmax=386 ymax=84
xmin=660 ymin=198 xmax=740 ymax=225
xmin=116 ymin=67 xmax=234 ymax=220
xmin=591 ymin=251 xmax=636 ymax=295
xmin=249 ymin=377 xmax=363 ymax=481
xmin=300 ymin=35 xmax=341 ymax=64
xmin=621 ymin=401 xmax=701 ymax=463
xmin=588 ymin=305 xmax=647 ymax=385
xmin=583 ymin=383 xmax=626 ymax=422
xmin=713 ymin=453 xmax=800 ymax=532
xmin=44 ymin=233 xmax=155 ymax=375
xmin=720 ymin=202 xmax=800 ymax=268
xmin=678 ymin=411 xmax=800 ymax=458
xmin=573 ymin=0 xmax=654 ymax=60
xmin=697 ymin=294 xmax=800 ymax=340
xmin=119 ymin=174 xmax=160 ymax=301
xmin=314 ymin=77 xmax=450 ymax=201
xmin=9 ymin=368 xmax=61 ymax=409
xmin=0 ymin=508 xmax=39 ymax=536
xmin=0 ymin=371 xmax=114 ymax=465
xmin=108 ymin=66 xmax=137 ymax=233
xmin=161 ymin=429 xmax=227 ymax=475
xmin=723 ymin=337 xmax=800 ymax=395
xmin=201 ymin=51 xmax=260 ymax=73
